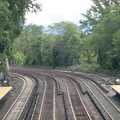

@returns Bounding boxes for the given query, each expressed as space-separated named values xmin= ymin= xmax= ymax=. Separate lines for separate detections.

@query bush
xmin=67 ymin=63 xmax=101 ymax=72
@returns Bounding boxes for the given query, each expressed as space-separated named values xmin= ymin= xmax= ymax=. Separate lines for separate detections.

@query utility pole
xmin=5 ymin=58 xmax=10 ymax=86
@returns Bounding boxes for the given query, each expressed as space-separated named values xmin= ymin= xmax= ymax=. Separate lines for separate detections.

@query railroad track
xmin=66 ymin=74 xmax=120 ymax=120
xmin=37 ymin=73 xmax=67 ymax=120
xmin=84 ymin=79 xmax=120 ymax=120
xmin=38 ymin=75 xmax=56 ymax=120
xmin=62 ymin=77 xmax=92 ymax=120
xmin=8 ymin=67 xmax=120 ymax=120
xmin=11 ymin=68 xmax=93 ymax=120
xmin=10 ymin=68 xmax=58 ymax=120
xmin=2 ymin=74 xmax=35 ymax=120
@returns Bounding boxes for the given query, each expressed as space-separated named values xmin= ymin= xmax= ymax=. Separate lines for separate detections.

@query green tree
xmin=13 ymin=51 xmax=26 ymax=66
xmin=12 ymin=25 xmax=44 ymax=66
xmin=49 ymin=21 xmax=83 ymax=67
xmin=0 ymin=0 xmax=41 ymax=69
xmin=12 ymin=22 xmax=85 ymax=68
xmin=5 ymin=0 xmax=42 ymax=37
xmin=0 ymin=1 xmax=14 ymax=70
xmin=91 ymin=5 xmax=120 ymax=69
xmin=80 ymin=0 xmax=120 ymax=35
xmin=111 ymin=29 xmax=120 ymax=69
xmin=91 ymin=0 xmax=119 ymax=15
xmin=40 ymin=34 xmax=56 ymax=66
xmin=67 ymin=34 xmax=83 ymax=64
xmin=79 ymin=0 xmax=120 ymax=70
xmin=0 ymin=1 xmax=13 ymax=55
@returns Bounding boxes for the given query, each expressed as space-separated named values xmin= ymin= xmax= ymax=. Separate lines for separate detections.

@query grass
xmin=67 ymin=63 xmax=101 ymax=73
xmin=67 ymin=63 xmax=120 ymax=77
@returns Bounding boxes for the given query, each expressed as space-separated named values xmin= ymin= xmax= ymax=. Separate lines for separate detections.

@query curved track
xmin=2 ymin=74 xmax=35 ymax=120
xmin=38 ymin=75 xmax=56 ymax=120
xmin=64 ymin=73 xmax=120 ymax=120
xmin=63 ymin=78 xmax=92 ymax=120
xmin=82 ymin=77 xmax=120 ymax=120
xmin=5 ymin=67 xmax=120 ymax=120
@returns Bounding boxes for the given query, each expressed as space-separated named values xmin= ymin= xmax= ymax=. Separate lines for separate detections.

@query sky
xmin=25 ymin=0 xmax=93 ymax=27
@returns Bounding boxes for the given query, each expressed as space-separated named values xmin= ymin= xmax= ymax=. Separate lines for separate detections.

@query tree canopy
xmin=12 ymin=22 xmax=84 ymax=67
xmin=1 ymin=0 xmax=120 ymax=72
xmin=11 ymin=1 xmax=120 ymax=71
xmin=80 ymin=0 xmax=120 ymax=70
xmin=0 ymin=0 xmax=41 ymax=70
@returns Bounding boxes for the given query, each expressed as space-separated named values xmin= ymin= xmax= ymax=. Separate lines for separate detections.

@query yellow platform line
xmin=0 ymin=87 xmax=12 ymax=100
xmin=112 ymin=85 xmax=120 ymax=93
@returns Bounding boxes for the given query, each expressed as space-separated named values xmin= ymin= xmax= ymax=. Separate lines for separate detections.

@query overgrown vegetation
xmin=1 ymin=0 xmax=120 ymax=74
xmin=0 ymin=0 xmax=41 ymax=70
xmin=11 ymin=22 xmax=84 ymax=67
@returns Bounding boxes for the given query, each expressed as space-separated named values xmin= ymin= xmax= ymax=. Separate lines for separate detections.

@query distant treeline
xmin=1 ymin=0 xmax=120 ymax=71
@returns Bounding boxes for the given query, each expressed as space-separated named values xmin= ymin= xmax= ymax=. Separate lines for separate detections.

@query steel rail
xmin=38 ymin=80 xmax=47 ymax=120
xmin=38 ymin=74 xmax=56 ymax=120
xmin=63 ymin=73 xmax=120 ymax=119
xmin=62 ymin=78 xmax=92 ymax=120
xmin=2 ymin=74 xmax=35 ymax=120
xmin=70 ymin=79 xmax=92 ymax=120
xmin=63 ymin=80 xmax=77 ymax=120
xmin=82 ymin=80 xmax=112 ymax=120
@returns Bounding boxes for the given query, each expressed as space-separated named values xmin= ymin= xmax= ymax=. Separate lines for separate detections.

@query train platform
xmin=111 ymin=85 xmax=120 ymax=95
xmin=0 ymin=87 xmax=12 ymax=100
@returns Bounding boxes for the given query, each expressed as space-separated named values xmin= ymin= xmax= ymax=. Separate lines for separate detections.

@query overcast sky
xmin=25 ymin=0 xmax=93 ymax=26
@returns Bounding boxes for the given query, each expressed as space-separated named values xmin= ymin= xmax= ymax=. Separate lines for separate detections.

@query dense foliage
xmin=1 ymin=0 xmax=120 ymax=72
xmin=12 ymin=22 xmax=85 ymax=67
xmin=0 ymin=0 xmax=41 ymax=70
xmin=0 ymin=1 xmax=13 ymax=69
xmin=91 ymin=5 xmax=120 ymax=69
xmin=79 ymin=0 xmax=120 ymax=70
